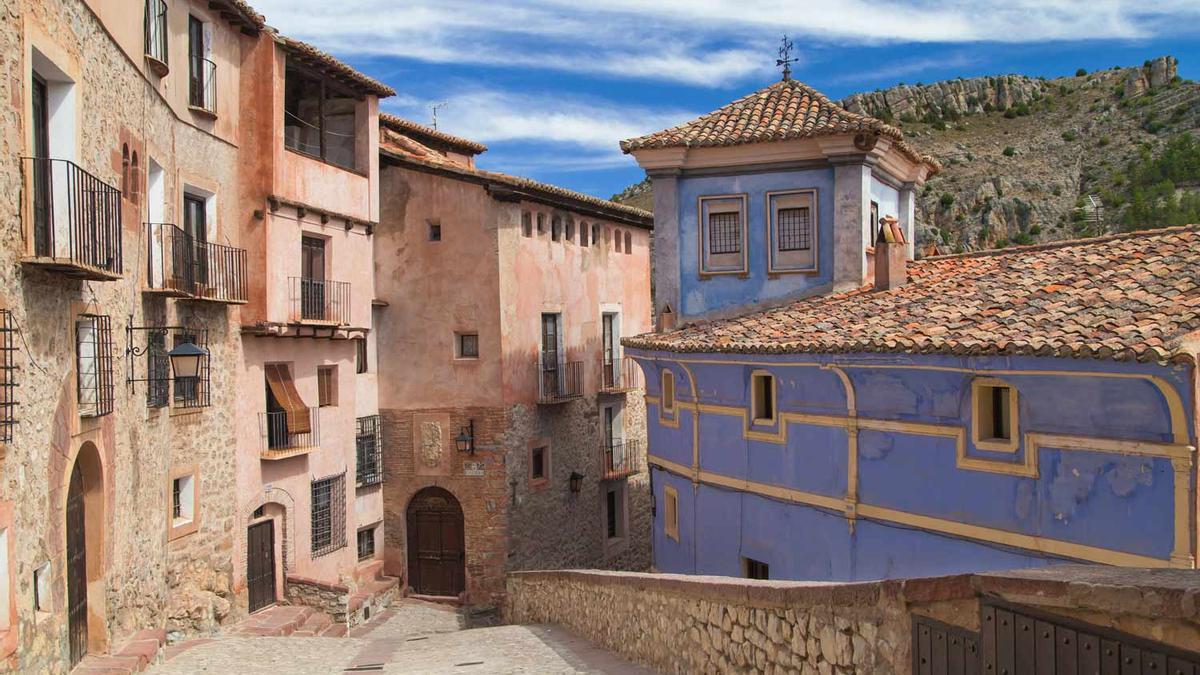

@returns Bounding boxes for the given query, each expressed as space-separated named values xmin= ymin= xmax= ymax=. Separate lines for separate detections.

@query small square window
xmin=522 ymin=212 xmax=533 ymax=238
xmin=456 ymin=332 xmax=479 ymax=359
xmin=428 ymin=221 xmax=442 ymax=241
xmin=699 ymin=195 xmax=748 ymax=274
xmin=33 ymin=562 xmax=50 ymax=613
xmin=172 ymin=474 xmax=195 ymax=527
xmin=663 ymin=485 xmax=679 ymax=541
xmin=767 ymin=189 xmax=818 ymax=273
xmin=531 ymin=446 xmax=547 ymax=482
xmin=317 ymin=365 xmax=337 ymax=407
xmin=973 ymin=379 xmax=1018 ymax=452
xmin=661 ymin=370 xmax=676 ymax=413
xmin=743 ymin=557 xmax=769 ymax=580
xmin=357 ymin=527 xmax=376 ymax=561
xmin=751 ymin=372 xmax=775 ymax=424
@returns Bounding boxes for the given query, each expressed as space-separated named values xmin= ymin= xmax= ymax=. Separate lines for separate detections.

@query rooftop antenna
xmin=776 ymin=35 xmax=797 ymax=82
xmin=430 ymin=101 xmax=448 ymax=130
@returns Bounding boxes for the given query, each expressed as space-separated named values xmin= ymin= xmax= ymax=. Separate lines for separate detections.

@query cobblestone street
xmin=148 ymin=601 xmax=650 ymax=674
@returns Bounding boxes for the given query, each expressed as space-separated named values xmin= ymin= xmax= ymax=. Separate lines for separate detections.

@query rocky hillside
xmin=613 ymin=56 xmax=1200 ymax=255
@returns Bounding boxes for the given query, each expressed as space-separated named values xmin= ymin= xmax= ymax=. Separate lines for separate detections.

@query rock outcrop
xmin=1123 ymin=56 xmax=1179 ymax=98
xmin=841 ymin=74 xmax=1050 ymax=121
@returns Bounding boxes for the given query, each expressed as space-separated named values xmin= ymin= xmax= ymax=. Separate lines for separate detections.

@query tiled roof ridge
xmin=379 ymin=113 xmax=488 ymax=155
xmin=270 ymin=31 xmax=396 ymax=98
xmin=917 ymin=224 xmax=1200 ymax=265
xmin=225 ymin=0 xmax=266 ymax=29
xmin=380 ymin=149 xmax=653 ymax=224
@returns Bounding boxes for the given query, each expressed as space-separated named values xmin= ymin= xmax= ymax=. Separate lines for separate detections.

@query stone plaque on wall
xmin=412 ymin=413 xmax=452 ymax=476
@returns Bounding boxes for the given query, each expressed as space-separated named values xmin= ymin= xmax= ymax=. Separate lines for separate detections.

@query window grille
xmin=777 ymin=206 xmax=812 ymax=251
xmin=172 ymin=478 xmax=182 ymax=519
xmin=173 ymin=332 xmax=210 ymax=409
xmin=127 ymin=326 xmax=209 ymax=409
xmin=76 ymin=314 xmax=114 ymax=418
xmin=311 ymin=472 xmax=346 ymax=557
xmin=357 ymin=527 xmax=375 ymax=560
xmin=708 ymin=211 xmax=741 ymax=255
xmin=0 ymin=311 xmax=17 ymax=442
xmin=146 ymin=330 xmax=169 ymax=408
xmin=356 ymin=415 xmax=383 ymax=487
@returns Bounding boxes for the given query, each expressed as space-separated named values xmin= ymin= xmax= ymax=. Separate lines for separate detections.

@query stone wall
xmin=505 ymin=567 xmax=1200 ymax=675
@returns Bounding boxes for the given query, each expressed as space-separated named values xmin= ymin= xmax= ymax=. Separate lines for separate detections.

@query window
xmin=357 ymin=527 xmax=376 ymax=561
xmin=870 ymin=200 xmax=879 ymax=235
xmin=591 ymin=223 xmax=600 ymax=247
xmin=355 ymin=338 xmax=368 ymax=374
xmin=456 ymin=332 xmax=479 ymax=359
xmin=743 ymin=557 xmax=769 ymax=580
xmin=172 ymin=474 xmax=195 ymax=526
xmin=767 ymin=190 xmax=819 ymax=274
xmin=565 ymin=218 xmax=575 ymax=242
xmin=536 ymin=213 xmax=545 ymax=235
xmin=264 ymin=363 xmax=314 ymax=450
xmin=751 ymin=371 xmax=775 ymax=424
xmin=76 ymin=314 xmax=114 ymax=418
xmin=624 ymin=231 xmax=632 ymax=254
xmin=661 ymin=370 xmax=676 ymax=413
xmin=0 ymin=529 xmax=8 ymax=632
xmin=144 ymin=0 xmax=169 ymax=68
xmin=356 ymin=415 xmax=383 ymax=487
xmin=605 ymin=483 xmax=626 ymax=541
xmin=311 ymin=472 xmax=347 ymax=557
xmin=530 ymin=446 xmax=548 ymax=483
xmin=522 ymin=212 xmax=532 ymax=238
xmin=699 ymin=195 xmax=748 ymax=274
xmin=428 ymin=220 xmax=441 ymax=241
xmin=663 ymin=485 xmax=679 ymax=541
xmin=317 ymin=365 xmax=337 ymax=407
xmin=972 ymin=378 xmax=1019 ymax=452
xmin=551 ymin=216 xmax=561 ymax=241
xmin=614 ymin=228 xmax=623 ymax=252
xmin=33 ymin=562 xmax=50 ymax=613
xmin=284 ymin=61 xmax=358 ymax=170
xmin=187 ymin=16 xmax=214 ymax=112
xmin=0 ymin=310 xmax=16 ymax=442
xmin=579 ymin=222 xmax=589 ymax=246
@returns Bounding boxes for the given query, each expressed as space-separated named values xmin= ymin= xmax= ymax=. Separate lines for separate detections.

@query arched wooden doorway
xmin=65 ymin=442 xmax=103 ymax=668
xmin=406 ymin=487 xmax=465 ymax=597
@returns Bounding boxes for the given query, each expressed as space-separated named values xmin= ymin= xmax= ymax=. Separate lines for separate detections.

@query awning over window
xmin=265 ymin=363 xmax=311 ymax=434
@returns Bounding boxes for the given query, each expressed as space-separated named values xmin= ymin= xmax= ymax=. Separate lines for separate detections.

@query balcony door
xmin=540 ymin=313 xmax=561 ymax=397
xmin=187 ymin=16 xmax=205 ymax=108
xmin=31 ymin=74 xmax=51 ymax=257
xmin=183 ymin=194 xmax=207 ymax=288
xmin=301 ymin=236 xmax=326 ymax=320
xmin=602 ymin=313 xmax=616 ymax=388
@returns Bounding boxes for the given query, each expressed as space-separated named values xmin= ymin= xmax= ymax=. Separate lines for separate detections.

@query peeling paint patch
xmin=1014 ymin=481 xmax=1035 ymax=520
xmin=1107 ymin=458 xmax=1154 ymax=497
xmin=856 ymin=373 xmax=918 ymax=415
xmin=1048 ymin=454 xmax=1155 ymax=522
xmin=858 ymin=432 xmax=893 ymax=460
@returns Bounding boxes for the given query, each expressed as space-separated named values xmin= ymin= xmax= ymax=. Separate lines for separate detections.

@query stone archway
xmin=406 ymin=487 xmax=465 ymax=597
xmin=65 ymin=441 xmax=105 ymax=666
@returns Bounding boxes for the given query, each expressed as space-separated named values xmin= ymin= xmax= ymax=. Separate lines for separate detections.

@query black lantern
xmin=455 ymin=419 xmax=475 ymax=454
xmin=569 ymin=471 xmax=584 ymax=494
xmin=168 ymin=341 xmax=208 ymax=379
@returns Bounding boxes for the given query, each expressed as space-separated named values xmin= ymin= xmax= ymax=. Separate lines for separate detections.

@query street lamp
xmin=168 ymin=341 xmax=208 ymax=379
xmin=455 ymin=419 xmax=475 ymax=454
xmin=569 ymin=471 xmax=584 ymax=494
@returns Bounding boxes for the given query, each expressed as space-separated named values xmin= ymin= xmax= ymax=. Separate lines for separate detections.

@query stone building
xmin=621 ymin=75 xmax=1200 ymax=581
xmin=375 ymin=116 xmax=655 ymax=607
xmin=0 ymin=0 xmax=261 ymax=670
xmin=231 ymin=29 xmax=396 ymax=620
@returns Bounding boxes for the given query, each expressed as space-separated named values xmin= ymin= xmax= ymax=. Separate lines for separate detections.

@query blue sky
xmin=253 ymin=1 xmax=1200 ymax=200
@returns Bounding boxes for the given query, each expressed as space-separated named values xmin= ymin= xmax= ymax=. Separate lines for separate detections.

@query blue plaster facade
xmin=676 ymin=168 xmax=835 ymax=318
xmin=631 ymin=350 xmax=1197 ymax=581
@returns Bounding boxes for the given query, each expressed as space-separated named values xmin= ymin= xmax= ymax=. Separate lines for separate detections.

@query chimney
xmin=874 ymin=215 xmax=907 ymax=291
xmin=659 ymin=304 xmax=677 ymax=332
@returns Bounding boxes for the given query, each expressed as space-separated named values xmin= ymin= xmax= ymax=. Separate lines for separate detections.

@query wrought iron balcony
xmin=145 ymin=223 xmax=247 ymax=303
xmin=188 ymin=56 xmax=216 ymax=114
xmin=143 ymin=0 xmax=169 ymax=76
xmin=23 ymin=157 xmax=122 ymax=280
xmin=259 ymin=408 xmax=319 ymax=459
xmin=599 ymin=355 xmax=641 ymax=394
xmin=289 ymin=277 xmax=351 ymax=324
xmin=601 ymin=438 xmax=640 ymax=480
xmin=538 ymin=359 xmax=583 ymax=403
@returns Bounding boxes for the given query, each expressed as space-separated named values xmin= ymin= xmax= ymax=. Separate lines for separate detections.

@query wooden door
xmin=66 ymin=464 xmax=88 ymax=667
xmin=188 ymin=15 xmax=204 ymax=107
xmin=246 ymin=520 xmax=276 ymax=613
xmin=406 ymin=488 xmax=464 ymax=597
xmin=31 ymin=74 xmax=51 ymax=257
xmin=183 ymin=193 xmax=207 ymax=287
xmin=540 ymin=314 xmax=559 ymax=397
xmin=602 ymin=314 xmax=616 ymax=388
xmin=301 ymin=236 xmax=326 ymax=320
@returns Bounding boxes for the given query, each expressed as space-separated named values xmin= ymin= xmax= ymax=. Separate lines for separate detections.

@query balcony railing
xmin=145 ymin=223 xmax=247 ymax=303
xmin=143 ymin=0 xmax=168 ymax=75
xmin=538 ymin=359 xmax=583 ymax=403
xmin=188 ymin=56 xmax=216 ymax=114
xmin=600 ymin=355 xmax=641 ymax=393
xmin=601 ymin=438 xmax=640 ymax=480
xmin=24 ymin=157 xmax=122 ymax=279
xmin=259 ymin=408 xmax=319 ymax=458
xmin=289 ymin=277 xmax=351 ymax=324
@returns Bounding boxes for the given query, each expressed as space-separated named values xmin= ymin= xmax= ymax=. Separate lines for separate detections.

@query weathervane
xmin=776 ymin=35 xmax=796 ymax=82
xmin=430 ymin=101 xmax=448 ymax=130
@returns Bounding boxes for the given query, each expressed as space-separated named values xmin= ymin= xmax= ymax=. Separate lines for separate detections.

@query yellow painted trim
xmin=649 ymin=455 xmax=1182 ymax=568
xmin=664 ymin=485 xmax=680 ymax=542
xmin=971 ymin=377 xmax=1020 ymax=453
xmin=749 ymin=369 xmax=778 ymax=427
xmin=658 ymin=369 xmax=680 ymax=428
xmin=679 ymin=362 xmax=701 ymax=477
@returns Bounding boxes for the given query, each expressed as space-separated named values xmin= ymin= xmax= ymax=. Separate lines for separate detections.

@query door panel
xmin=66 ymin=465 xmax=88 ymax=667
xmin=247 ymin=520 xmax=276 ymax=613
xmin=301 ymin=237 xmax=326 ymax=320
xmin=406 ymin=489 xmax=465 ymax=597
xmin=31 ymin=75 xmax=51 ymax=257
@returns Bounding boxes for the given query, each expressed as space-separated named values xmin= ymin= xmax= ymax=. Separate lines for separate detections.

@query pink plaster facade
xmin=231 ymin=30 xmax=386 ymax=607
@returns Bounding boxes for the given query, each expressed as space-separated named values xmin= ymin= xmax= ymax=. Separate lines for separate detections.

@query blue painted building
xmin=619 ymin=76 xmax=1200 ymax=580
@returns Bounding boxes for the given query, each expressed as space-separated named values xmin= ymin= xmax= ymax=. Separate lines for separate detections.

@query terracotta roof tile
xmin=379 ymin=114 xmax=487 ymax=155
xmin=623 ymin=226 xmax=1200 ymax=364
xmin=272 ymin=32 xmax=395 ymax=98
xmin=620 ymin=78 xmax=939 ymax=174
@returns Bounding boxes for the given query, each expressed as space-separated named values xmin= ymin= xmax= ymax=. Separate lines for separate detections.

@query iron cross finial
xmin=776 ymin=35 xmax=796 ymax=81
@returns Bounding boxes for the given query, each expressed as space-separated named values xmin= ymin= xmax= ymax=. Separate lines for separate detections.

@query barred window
xmin=708 ymin=212 xmax=741 ymax=255
xmin=777 ymin=207 xmax=811 ymax=251
xmin=146 ymin=330 xmax=169 ymax=408
xmin=0 ymin=310 xmax=17 ymax=442
xmin=356 ymin=415 xmax=383 ymax=487
xmin=311 ymin=472 xmax=346 ymax=557
xmin=76 ymin=314 xmax=114 ymax=418
xmin=357 ymin=527 xmax=375 ymax=560
xmin=173 ymin=332 xmax=210 ymax=408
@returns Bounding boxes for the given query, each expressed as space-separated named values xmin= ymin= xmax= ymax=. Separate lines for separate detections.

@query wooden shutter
xmin=264 ymin=364 xmax=311 ymax=434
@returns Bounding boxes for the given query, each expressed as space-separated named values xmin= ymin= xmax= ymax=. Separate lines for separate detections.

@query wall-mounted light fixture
xmin=455 ymin=419 xmax=475 ymax=455
xmin=569 ymin=471 xmax=584 ymax=494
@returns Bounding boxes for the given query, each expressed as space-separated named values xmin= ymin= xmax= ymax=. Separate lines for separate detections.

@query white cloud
xmin=251 ymin=0 xmax=1200 ymax=86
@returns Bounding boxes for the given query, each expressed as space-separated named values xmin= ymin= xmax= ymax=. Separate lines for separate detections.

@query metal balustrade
xmin=600 ymin=355 xmax=641 ymax=393
xmin=24 ymin=157 xmax=122 ymax=278
xmin=538 ymin=359 xmax=583 ymax=403
xmin=189 ymin=56 xmax=216 ymax=113
xmin=259 ymin=408 xmax=319 ymax=456
xmin=289 ymin=277 xmax=351 ymax=324
xmin=144 ymin=0 xmax=169 ymax=73
xmin=601 ymin=438 xmax=640 ymax=480
xmin=145 ymin=223 xmax=246 ymax=303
